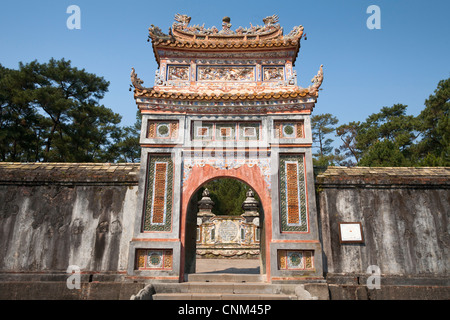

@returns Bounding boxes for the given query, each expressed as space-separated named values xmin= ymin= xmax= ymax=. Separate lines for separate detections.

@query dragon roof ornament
xmin=130 ymin=68 xmax=144 ymax=91
xmin=307 ymin=64 xmax=324 ymax=95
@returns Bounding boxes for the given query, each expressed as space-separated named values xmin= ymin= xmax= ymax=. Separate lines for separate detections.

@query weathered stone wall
xmin=316 ymin=167 xmax=449 ymax=287
xmin=0 ymin=163 xmax=139 ymax=282
xmin=0 ymin=163 xmax=449 ymax=299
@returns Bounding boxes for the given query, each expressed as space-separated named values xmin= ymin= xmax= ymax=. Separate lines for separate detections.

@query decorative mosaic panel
xmin=197 ymin=66 xmax=255 ymax=81
xmin=263 ymin=66 xmax=285 ymax=81
xmin=135 ymin=249 xmax=173 ymax=270
xmin=274 ymin=121 xmax=304 ymax=139
xmin=142 ymin=154 xmax=174 ymax=232
xmin=183 ymin=152 xmax=271 ymax=190
xmin=278 ymin=250 xmax=314 ymax=270
xmin=215 ymin=123 xmax=236 ymax=140
xmin=279 ymin=154 xmax=308 ymax=232
xmin=167 ymin=65 xmax=189 ymax=81
xmin=238 ymin=122 xmax=260 ymax=140
xmin=192 ymin=122 xmax=214 ymax=140
xmin=191 ymin=121 xmax=260 ymax=141
xmin=147 ymin=121 xmax=179 ymax=139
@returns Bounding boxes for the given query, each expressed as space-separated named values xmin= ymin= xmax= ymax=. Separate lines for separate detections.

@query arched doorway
xmin=183 ymin=177 xmax=265 ymax=277
xmin=180 ymin=163 xmax=272 ymax=282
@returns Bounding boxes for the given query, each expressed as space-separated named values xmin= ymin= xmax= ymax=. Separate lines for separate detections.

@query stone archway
xmin=128 ymin=14 xmax=325 ymax=284
xmin=180 ymin=163 xmax=272 ymax=282
xmin=183 ymin=177 xmax=265 ymax=277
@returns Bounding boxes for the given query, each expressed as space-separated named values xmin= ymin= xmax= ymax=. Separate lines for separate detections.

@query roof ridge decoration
xmin=148 ymin=14 xmax=304 ymax=43
xmin=132 ymin=14 xmax=325 ymax=108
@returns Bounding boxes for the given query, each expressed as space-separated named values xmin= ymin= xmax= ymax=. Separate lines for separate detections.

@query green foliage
xmin=335 ymin=121 xmax=361 ymax=166
xmin=199 ymin=178 xmax=258 ymax=216
xmin=311 ymin=113 xmax=342 ymax=166
xmin=315 ymin=77 xmax=449 ymax=167
xmin=108 ymin=111 xmax=141 ymax=163
xmin=0 ymin=64 xmax=44 ymax=161
xmin=415 ymin=78 xmax=449 ymax=166
xmin=356 ymin=104 xmax=419 ymax=166
xmin=0 ymin=58 xmax=140 ymax=163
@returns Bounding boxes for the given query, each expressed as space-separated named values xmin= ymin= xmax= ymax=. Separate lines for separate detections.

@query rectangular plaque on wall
xmin=338 ymin=222 xmax=364 ymax=243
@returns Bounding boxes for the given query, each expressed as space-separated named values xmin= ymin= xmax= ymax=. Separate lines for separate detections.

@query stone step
xmin=152 ymin=292 xmax=297 ymax=300
xmin=131 ymin=278 xmax=319 ymax=300
xmin=154 ymin=282 xmax=299 ymax=294
xmin=186 ymin=273 xmax=264 ymax=283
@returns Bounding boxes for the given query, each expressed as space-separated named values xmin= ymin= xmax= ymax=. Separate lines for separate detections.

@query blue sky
xmin=1 ymin=0 xmax=449 ymax=129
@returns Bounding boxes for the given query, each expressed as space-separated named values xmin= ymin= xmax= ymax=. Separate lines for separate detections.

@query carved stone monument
xmin=195 ymin=188 xmax=260 ymax=259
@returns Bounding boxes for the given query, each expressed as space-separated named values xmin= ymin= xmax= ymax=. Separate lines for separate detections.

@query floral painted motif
xmin=263 ymin=66 xmax=284 ymax=81
xmin=135 ymin=249 xmax=173 ymax=270
xmin=278 ymin=250 xmax=314 ymax=270
xmin=274 ymin=121 xmax=304 ymax=139
xmin=167 ymin=65 xmax=189 ymax=81
xmin=197 ymin=66 xmax=255 ymax=81
xmin=147 ymin=121 xmax=179 ymax=139
xmin=182 ymin=153 xmax=271 ymax=190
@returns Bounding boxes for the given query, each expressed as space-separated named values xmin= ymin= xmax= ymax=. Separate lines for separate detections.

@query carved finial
xmin=174 ymin=13 xmax=191 ymax=28
xmin=148 ymin=24 xmax=171 ymax=41
xmin=198 ymin=188 xmax=215 ymax=216
xmin=130 ymin=68 xmax=144 ymax=90
xmin=262 ymin=14 xmax=279 ymax=26
xmin=242 ymin=188 xmax=259 ymax=216
xmin=219 ymin=16 xmax=234 ymax=34
xmin=308 ymin=64 xmax=324 ymax=95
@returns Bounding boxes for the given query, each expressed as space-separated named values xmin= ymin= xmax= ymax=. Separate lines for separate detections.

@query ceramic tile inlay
xmin=279 ymin=154 xmax=308 ymax=232
xmin=143 ymin=154 xmax=174 ymax=232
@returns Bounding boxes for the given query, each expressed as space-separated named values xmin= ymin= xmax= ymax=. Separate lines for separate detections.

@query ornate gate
xmin=127 ymin=14 xmax=324 ymax=282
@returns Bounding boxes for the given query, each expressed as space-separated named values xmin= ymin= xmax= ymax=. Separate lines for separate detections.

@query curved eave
xmin=150 ymin=37 xmax=301 ymax=67
xmin=133 ymin=87 xmax=317 ymax=101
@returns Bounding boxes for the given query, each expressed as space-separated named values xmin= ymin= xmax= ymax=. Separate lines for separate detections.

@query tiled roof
xmin=151 ymin=37 xmax=301 ymax=50
xmin=147 ymin=15 xmax=305 ymax=66
xmin=134 ymin=86 xmax=318 ymax=100
xmin=148 ymin=15 xmax=303 ymax=52
xmin=0 ymin=162 xmax=140 ymax=185
xmin=317 ymin=166 xmax=450 ymax=186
